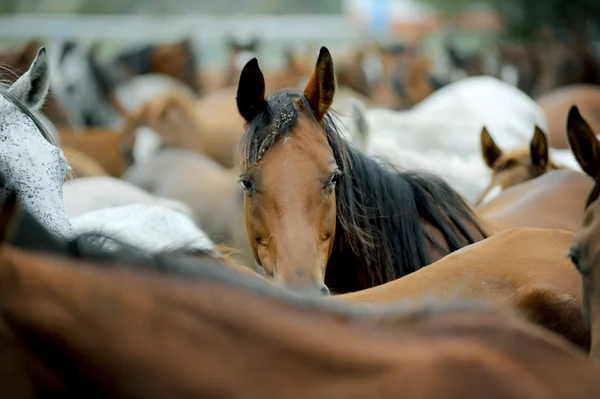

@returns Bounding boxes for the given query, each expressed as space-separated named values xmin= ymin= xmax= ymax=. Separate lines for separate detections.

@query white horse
xmin=336 ymin=98 xmax=490 ymax=203
xmin=335 ymin=78 xmax=550 ymax=203
xmin=122 ymin=148 xmax=258 ymax=271
xmin=365 ymin=76 xmax=548 ymax=158
xmin=62 ymin=176 xmax=193 ymax=218
xmin=1 ymin=47 xmax=214 ymax=254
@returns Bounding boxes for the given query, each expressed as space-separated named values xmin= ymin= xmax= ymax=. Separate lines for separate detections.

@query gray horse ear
xmin=8 ymin=47 xmax=50 ymax=110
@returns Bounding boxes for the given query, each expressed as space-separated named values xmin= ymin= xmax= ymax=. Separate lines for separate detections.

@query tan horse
xmin=61 ymin=145 xmax=110 ymax=178
xmin=1 ymin=230 xmax=600 ymax=396
xmin=476 ymin=125 xmax=563 ymax=205
xmin=336 ymin=227 xmax=587 ymax=349
xmin=476 ymin=107 xmax=595 ymax=234
xmin=536 ymin=85 xmax=600 ymax=149
xmin=122 ymin=87 xmax=243 ymax=169
xmin=58 ymin=128 xmax=129 ymax=177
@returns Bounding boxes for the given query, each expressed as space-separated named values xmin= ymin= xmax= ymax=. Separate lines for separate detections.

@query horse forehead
xmin=267 ymin=123 xmax=334 ymax=171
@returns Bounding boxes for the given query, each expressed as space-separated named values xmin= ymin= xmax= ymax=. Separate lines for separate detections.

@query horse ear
xmin=236 ymin=58 xmax=266 ymax=123
xmin=567 ymin=105 xmax=600 ymax=180
xmin=0 ymin=191 xmax=20 ymax=244
xmin=480 ymin=127 xmax=502 ymax=168
xmin=303 ymin=46 xmax=336 ymax=121
xmin=530 ymin=126 xmax=549 ymax=168
xmin=8 ymin=47 xmax=50 ymax=110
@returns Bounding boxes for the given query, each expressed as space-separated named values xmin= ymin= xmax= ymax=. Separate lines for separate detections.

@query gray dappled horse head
xmin=0 ymin=47 xmax=74 ymax=239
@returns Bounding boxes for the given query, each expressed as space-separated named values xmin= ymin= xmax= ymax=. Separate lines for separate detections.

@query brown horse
xmin=566 ymin=105 xmax=600 ymax=361
xmin=476 ymin=125 xmax=563 ymax=205
xmin=336 ymin=226 xmax=587 ymax=349
xmin=61 ymin=145 xmax=110 ymax=178
xmin=58 ymin=128 xmax=129 ymax=177
xmin=114 ymin=38 xmax=201 ymax=94
xmin=235 ymin=47 xmax=486 ymax=295
xmin=1 ymin=199 xmax=600 ymax=397
xmin=536 ymin=85 xmax=600 ymax=149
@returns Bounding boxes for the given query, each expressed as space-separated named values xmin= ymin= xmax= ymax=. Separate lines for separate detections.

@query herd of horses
xmin=1 ymin=28 xmax=600 ymax=396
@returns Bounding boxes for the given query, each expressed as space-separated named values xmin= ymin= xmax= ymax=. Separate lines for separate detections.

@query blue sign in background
xmin=369 ymin=0 xmax=390 ymax=34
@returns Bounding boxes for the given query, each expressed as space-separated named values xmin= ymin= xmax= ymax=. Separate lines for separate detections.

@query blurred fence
xmin=0 ymin=13 xmax=500 ymax=72
xmin=0 ymin=13 xmax=366 ymax=69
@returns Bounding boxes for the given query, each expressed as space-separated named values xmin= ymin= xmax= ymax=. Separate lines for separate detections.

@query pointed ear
xmin=303 ymin=46 xmax=336 ymax=121
xmin=530 ymin=126 xmax=549 ymax=168
xmin=236 ymin=58 xmax=266 ymax=123
xmin=567 ymin=105 xmax=600 ymax=180
xmin=480 ymin=127 xmax=503 ymax=168
xmin=8 ymin=47 xmax=50 ymax=110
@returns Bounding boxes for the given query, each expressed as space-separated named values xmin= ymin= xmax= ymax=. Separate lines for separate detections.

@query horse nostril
xmin=319 ymin=284 xmax=330 ymax=296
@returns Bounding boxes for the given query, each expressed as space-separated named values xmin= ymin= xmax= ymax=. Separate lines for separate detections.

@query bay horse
xmin=566 ymin=104 xmax=600 ymax=361
xmin=0 ymin=195 xmax=600 ymax=397
xmin=236 ymin=47 xmax=486 ymax=295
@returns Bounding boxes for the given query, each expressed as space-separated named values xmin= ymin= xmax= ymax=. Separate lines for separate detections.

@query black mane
xmin=0 ymin=183 xmax=490 ymax=320
xmin=240 ymin=90 xmax=487 ymax=293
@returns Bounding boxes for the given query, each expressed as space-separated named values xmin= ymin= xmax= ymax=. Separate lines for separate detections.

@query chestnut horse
xmin=236 ymin=47 xmax=486 ymax=295
xmin=337 ymin=226 xmax=588 ymax=349
xmin=476 ymin=125 xmax=564 ymax=205
xmin=1 ymin=195 xmax=600 ymax=397
xmin=566 ymin=104 xmax=600 ymax=361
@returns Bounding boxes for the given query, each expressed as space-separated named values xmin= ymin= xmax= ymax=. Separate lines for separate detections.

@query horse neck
xmin=325 ymin=145 xmax=485 ymax=293
xmin=0 ymin=246 xmax=410 ymax=396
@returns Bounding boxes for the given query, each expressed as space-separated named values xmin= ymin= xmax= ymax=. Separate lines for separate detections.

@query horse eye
xmin=568 ymin=248 xmax=583 ymax=273
xmin=240 ymin=178 xmax=255 ymax=192
xmin=328 ymin=172 xmax=340 ymax=187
